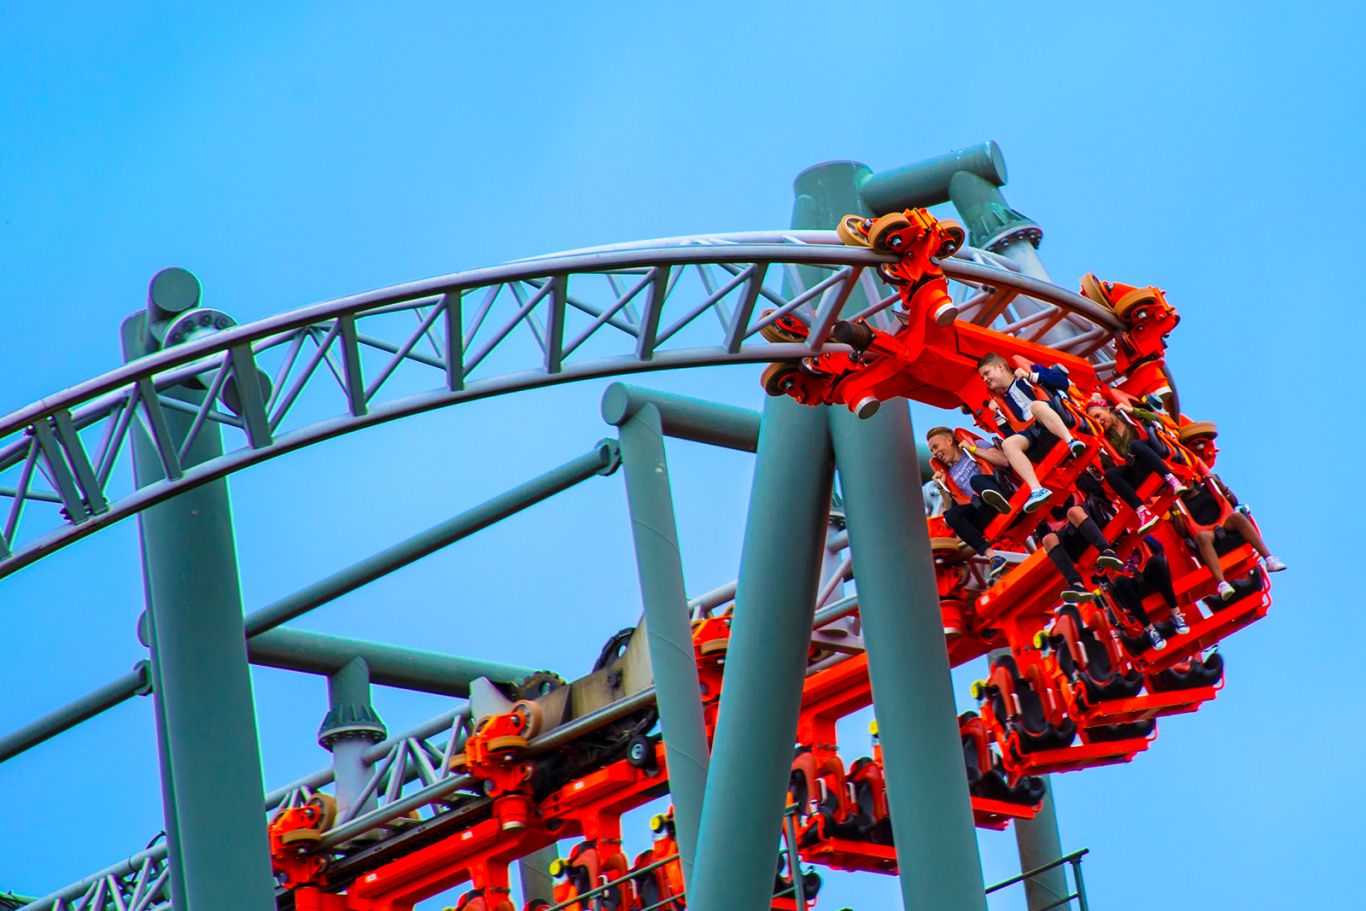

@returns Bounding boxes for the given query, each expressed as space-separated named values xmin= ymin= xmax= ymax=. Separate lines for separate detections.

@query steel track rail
xmin=0 ymin=234 xmax=1119 ymax=582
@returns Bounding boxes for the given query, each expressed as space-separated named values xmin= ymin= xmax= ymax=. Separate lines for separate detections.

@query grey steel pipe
xmin=121 ymin=303 xmax=276 ymax=911
xmin=612 ymin=402 xmax=712 ymax=883
xmin=318 ymin=657 xmax=385 ymax=820
xmin=247 ymin=628 xmax=536 ymax=695
xmin=859 ymin=141 xmax=1008 ymax=214
xmin=687 ymin=396 xmax=835 ymax=911
xmin=830 ymin=403 xmax=987 ymax=911
xmin=244 ymin=440 xmax=621 ymax=637
xmin=0 ymin=663 xmax=149 ymax=763
xmin=0 ymin=447 xmax=611 ymax=764
xmin=602 ymin=383 xmax=760 ymax=452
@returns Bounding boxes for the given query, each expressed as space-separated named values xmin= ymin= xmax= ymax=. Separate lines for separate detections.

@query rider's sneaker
xmin=1136 ymin=505 xmax=1159 ymax=532
xmin=1170 ymin=608 xmax=1190 ymax=635
xmin=981 ymin=488 xmax=1011 ymax=514
xmin=1096 ymin=549 xmax=1124 ymax=571
xmin=1264 ymin=555 xmax=1288 ymax=572
xmin=1164 ymin=473 xmax=1189 ymax=494
xmin=1023 ymin=488 xmax=1053 ymax=513
xmin=1147 ymin=627 xmax=1168 ymax=651
xmin=1067 ymin=439 xmax=1087 ymax=460
xmin=1060 ymin=583 xmax=1097 ymax=604
xmin=1217 ymin=581 xmax=1236 ymax=601
xmin=988 ymin=555 xmax=1009 ymax=583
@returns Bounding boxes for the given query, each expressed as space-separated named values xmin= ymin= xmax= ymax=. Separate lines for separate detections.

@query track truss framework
xmin=0 ymin=232 xmax=1119 ymax=580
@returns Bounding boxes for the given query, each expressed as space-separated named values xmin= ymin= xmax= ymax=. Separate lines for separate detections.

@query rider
xmin=927 ymin=426 xmax=1012 ymax=582
xmin=1086 ymin=396 xmax=1186 ymax=532
xmin=1032 ymin=485 xmax=1125 ymax=603
xmin=1170 ymin=475 xmax=1287 ymax=599
xmin=1105 ymin=534 xmax=1188 ymax=651
xmin=976 ymin=353 xmax=1089 ymax=514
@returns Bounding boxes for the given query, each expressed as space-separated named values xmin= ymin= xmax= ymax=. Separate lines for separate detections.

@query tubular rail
xmin=0 ymin=233 xmax=1119 ymax=580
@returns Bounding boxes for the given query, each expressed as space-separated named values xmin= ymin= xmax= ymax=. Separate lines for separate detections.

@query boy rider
xmin=927 ymin=426 xmax=1012 ymax=582
xmin=976 ymin=353 xmax=1089 ymax=514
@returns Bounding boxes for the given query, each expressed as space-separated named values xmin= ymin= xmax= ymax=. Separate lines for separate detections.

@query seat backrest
xmin=1051 ymin=607 xmax=1087 ymax=675
xmin=994 ymin=655 xmax=1049 ymax=734
xmin=958 ymin=713 xmax=991 ymax=776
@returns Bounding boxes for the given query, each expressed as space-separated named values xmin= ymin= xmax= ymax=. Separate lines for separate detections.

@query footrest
xmin=1006 ymin=737 xmax=1151 ymax=777
xmin=971 ymin=796 xmax=1040 ymax=831
xmin=1077 ymin=685 xmax=1219 ymax=726
xmin=800 ymin=836 xmax=898 ymax=875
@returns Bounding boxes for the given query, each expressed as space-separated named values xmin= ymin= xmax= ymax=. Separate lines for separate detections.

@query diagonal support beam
xmin=610 ymin=401 xmax=712 ymax=885
xmin=830 ymin=402 xmax=987 ymax=911
xmin=687 ymin=396 xmax=834 ymax=911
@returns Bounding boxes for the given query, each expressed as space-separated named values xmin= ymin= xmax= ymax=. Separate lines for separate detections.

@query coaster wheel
xmin=1079 ymin=272 xmax=1110 ymax=306
xmin=836 ymin=214 xmax=873 ymax=247
xmin=877 ymin=262 xmax=909 ymax=286
xmin=761 ymin=363 xmax=801 ymax=397
xmin=936 ymin=220 xmax=966 ymax=257
xmin=485 ymin=734 xmax=530 ymax=754
xmin=1112 ymin=288 xmax=1157 ymax=321
xmin=510 ymin=699 xmax=544 ymax=738
xmin=1178 ymin=421 xmax=1218 ymax=445
xmin=757 ymin=308 xmax=809 ymax=344
xmin=868 ymin=212 xmax=912 ymax=251
xmin=699 ymin=638 xmax=729 ymax=656
xmin=450 ymin=753 xmax=469 ymax=772
xmin=306 ymin=793 xmax=337 ymax=832
xmin=930 ymin=536 xmax=970 ymax=564
xmin=280 ymin=828 xmax=323 ymax=847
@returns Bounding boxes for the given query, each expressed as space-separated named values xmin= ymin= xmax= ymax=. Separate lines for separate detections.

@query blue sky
xmin=1 ymin=2 xmax=1362 ymax=908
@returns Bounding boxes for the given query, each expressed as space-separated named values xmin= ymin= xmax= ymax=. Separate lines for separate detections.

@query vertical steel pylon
xmin=121 ymin=269 xmax=277 ymax=911
xmin=863 ymin=143 xmax=1077 ymax=909
xmin=686 ymin=394 xmax=834 ymax=911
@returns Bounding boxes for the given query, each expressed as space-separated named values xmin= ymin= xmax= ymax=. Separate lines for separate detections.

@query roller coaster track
xmin=7 ymin=231 xmax=1135 ymax=911
xmin=0 ymin=232 xmax=1121 ymax=581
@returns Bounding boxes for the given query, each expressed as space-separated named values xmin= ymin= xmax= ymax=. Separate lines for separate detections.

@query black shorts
xmin=1021 ymin=423 xmax=1059 ymax=461
xmin=1059 ymin=525 xmax=1089 ymax=561
xmin=1033 ymin=523 xmax=1089 ymax=561
xmin=1183 ymin=488 xmax=1222 ymax=526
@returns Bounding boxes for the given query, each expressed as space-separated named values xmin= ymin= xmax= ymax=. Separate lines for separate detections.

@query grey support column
xmin=1015 ymin=778 xmax=1069 ymax=910
xmin=986 ymin=214 xmax=1073 ymax=910
xmin=318 ymin=657 xmax=386 ymax=818
xmin=518 ymin=846 xmax=558 ymax=908
xmin=611 ymin=402 xmax=712 ymax=884
xmin=829 ymin=405 xmax=987 ymax=911
xmin=686 ymin=396 xmax=835 ymax=911
xmin=121 ymin=268 xmax=277 ymax=911
xmin=866 ymin=145 xmax=1076 ymax=902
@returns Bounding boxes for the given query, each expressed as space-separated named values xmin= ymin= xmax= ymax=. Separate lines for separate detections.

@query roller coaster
xmin=0 ymin=144 xmax=1281 ymax=911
